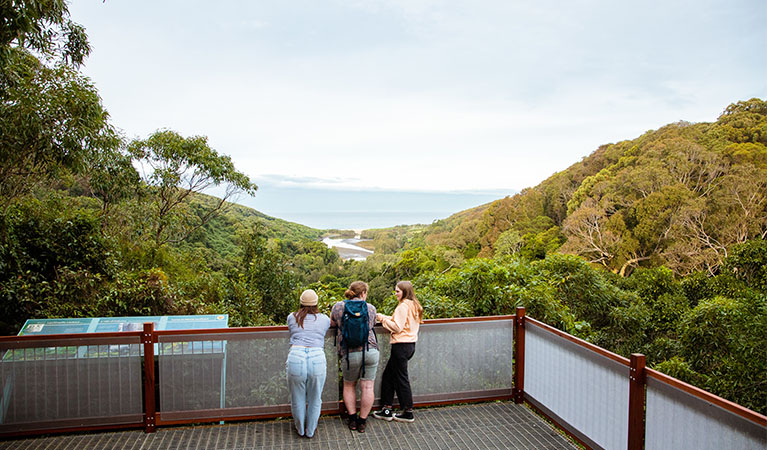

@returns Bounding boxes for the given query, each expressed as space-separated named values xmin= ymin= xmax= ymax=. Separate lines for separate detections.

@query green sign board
xmin=19 ymin=315 xmax=229 ymax=335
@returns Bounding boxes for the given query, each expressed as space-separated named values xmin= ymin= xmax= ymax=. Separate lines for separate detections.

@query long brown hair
xmin=344 ymin=280 xmax=368 ymax=299
xmin=293 ymin=305 xmax=319 ymax=328
xmin=397 ymin=280 xmax=424 ymax=323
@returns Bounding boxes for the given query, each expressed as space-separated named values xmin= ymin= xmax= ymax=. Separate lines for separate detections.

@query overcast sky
xmin=70 ymin=0 xmax=766 ymax=193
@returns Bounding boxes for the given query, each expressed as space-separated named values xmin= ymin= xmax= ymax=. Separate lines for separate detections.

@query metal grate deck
xmin=0 ymin=402 xmax=579 ymax=449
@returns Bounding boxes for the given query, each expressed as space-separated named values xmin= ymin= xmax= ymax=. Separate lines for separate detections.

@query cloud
xmin=72 ymin=0 xmax=767 ymax=193
xmin=255 ymin=174 xmax=362 ymax=189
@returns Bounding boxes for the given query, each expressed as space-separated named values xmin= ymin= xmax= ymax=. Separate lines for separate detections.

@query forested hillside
xmin=417 ymin=99 xmax=767 ymax=276
xmin=1 ymin=2 xmax=764 ymax=415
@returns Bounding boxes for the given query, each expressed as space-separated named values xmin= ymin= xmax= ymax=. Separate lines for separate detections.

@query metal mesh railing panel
xmin=0 ymin=339 xmax=143 ymax=433
xmin=645 ymin=377 xmax=767 ymax=450
xmin=157 ymin=330 xmax=339 ymax=418
xmin=525 ymin=324 xmax=628 ymax=450
xmin=373 ymin=318 xmax=514 ymax=404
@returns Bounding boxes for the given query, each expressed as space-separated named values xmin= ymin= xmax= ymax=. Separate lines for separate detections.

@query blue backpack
xmin=340 ymin=300 xmax=374 ymax=375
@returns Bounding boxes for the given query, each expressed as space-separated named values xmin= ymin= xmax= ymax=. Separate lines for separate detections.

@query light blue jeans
xmin=286 ymin=347 xmax=327 ymax=437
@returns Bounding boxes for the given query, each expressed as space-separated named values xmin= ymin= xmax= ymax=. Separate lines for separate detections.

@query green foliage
xmin=209 ymin=271 xmax=272 ymax=327
xmin=238 ymin=226 xmax=299 ymax=324
xmin=435 ymin=259 xmax=517 ymax=316
xmin=619 ymin=266 xmax=689 ymax=334
xmin=678 ymin=295 xmax=767 ymax=413
xmin=99 ymin=268 xmax=176 ymax=317
xmin=362 ymin=224 xmax=426 ymax=255
xmin=415 ymin=256 xmax=581 ymax=332
xmin=493 ymin=229 xmax=523 ymax=258
xmin=0 ymin=48 xmax=119 ymax=200
xmin=722 ymin=239 xmax=767 ymax=292
xmin=718 ymin=98 xmax=767 ymax=144
xmin=462 ymin=242 xmax=481 ymax=259
xmin=593 ymin=298 xmax=649 ymax=357
xmin=87 ymin=150 xmax=141 ymax=216
xmin=128 ymin=129 xmax=257 ymax=246
xmin=535 ymin=254 xmax=627 ymax=329
xmin=0 ymin=0 xmax=90 ymax=67
xmin=653 ymin=356 xmax=705 ymax=386
xmin=419 ymin=287 xmax=473 ymax=319
xmin=519 ymin=226 xmax=565 ymax=260
xmin=0 ymin=195 xmax=115 ymax=334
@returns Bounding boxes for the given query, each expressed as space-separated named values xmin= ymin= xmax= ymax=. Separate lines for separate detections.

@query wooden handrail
xmin=646 ymin=367 xmax=767 ymax=426
xmin=525 ymin=317 xmax=631 ymax=366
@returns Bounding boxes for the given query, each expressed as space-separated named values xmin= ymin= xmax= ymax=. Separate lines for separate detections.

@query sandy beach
xmin=322 ymin=235 xmax=373 ymax=260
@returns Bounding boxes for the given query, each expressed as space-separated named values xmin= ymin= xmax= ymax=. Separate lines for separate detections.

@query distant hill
xmin=416 ymin=98 xmax=767 ymax=276
xmin=179 ymin=192 xmax=325 ymax=262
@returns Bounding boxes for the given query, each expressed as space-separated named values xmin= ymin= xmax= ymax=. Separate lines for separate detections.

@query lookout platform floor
xmin=1 ymin=402 xmax=578 ymax=450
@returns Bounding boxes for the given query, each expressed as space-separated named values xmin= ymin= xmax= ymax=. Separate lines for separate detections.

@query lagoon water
xmin=321 ymin=235 xmax=373 ymax=260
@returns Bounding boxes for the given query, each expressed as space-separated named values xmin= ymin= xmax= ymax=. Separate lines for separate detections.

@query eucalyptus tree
xmin=0 ymin=49 xmax=118 ymax=201
xmin=1 ymin=0 xmax=90 ymax=68
xmin=128 ymin=130 xmax=258 ymax=246
xmin=1 ymin=0 xmax=119 ymax=202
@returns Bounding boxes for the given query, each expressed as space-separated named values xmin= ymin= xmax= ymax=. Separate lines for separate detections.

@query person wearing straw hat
xmin=286 ymin=289 xmax=331 ymax=439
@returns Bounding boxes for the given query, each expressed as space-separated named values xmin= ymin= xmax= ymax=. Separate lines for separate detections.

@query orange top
xmin=378 ymin=299 xmax=420 ymax=344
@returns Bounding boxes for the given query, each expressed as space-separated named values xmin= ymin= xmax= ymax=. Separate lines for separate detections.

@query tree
xmin=238 ymin=225 xmax=297 ymax=324
xmin=1 ymin=0 xmax=90 ymax=68
xmin=493 ymin=229 xmax=523 ymax=258
xmin=87 ymin=149 xmax=141 ymax=228
xmin=128 ymin=130 xmax=257 ymax=246
xmin=0 ymin=195 xmax=115 ymax=334
xmin=560 ymin=198 xmax=627 ymax=270
xmin=718 ymin=98 xmax=767 ymax=145
xmin=0 ymin=48 xmax=119 ymax=201
xmin=679 ymin=295 xmax=767 ymax=414
xmin=722 ymin=239 xmax=767 ymax=292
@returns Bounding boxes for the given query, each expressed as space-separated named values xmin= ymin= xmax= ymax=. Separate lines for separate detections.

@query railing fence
xmin=515 ymin=310 xmax=766 ymax=450
xmin=0 ymin=333 xmax=145 ymax=435
xmin=1 ymin=309 xmax=765 ymax=449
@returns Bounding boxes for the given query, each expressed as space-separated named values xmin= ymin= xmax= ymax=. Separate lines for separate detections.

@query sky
xmin=69 ymin=0 xmax=766 ymax=194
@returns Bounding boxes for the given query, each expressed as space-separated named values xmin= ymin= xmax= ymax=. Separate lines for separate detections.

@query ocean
xmin=274 ymin=211 xmax=456 ymax=230
xmin=235 ymin=187 xmax=511 ymax=230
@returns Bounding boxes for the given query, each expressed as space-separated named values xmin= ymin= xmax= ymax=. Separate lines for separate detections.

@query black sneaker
xmin=393 ymin=410 xmax=415 ymax=423
xmin=372 ymin=407 xmax=394 ymax=421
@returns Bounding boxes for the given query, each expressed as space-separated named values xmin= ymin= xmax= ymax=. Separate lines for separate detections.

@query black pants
xmin=380 ymin=342 xmax=416 ymax=410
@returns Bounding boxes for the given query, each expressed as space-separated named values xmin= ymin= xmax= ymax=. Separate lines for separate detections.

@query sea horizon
xmin=272 ymin=211 xmax=459 ymax=230
xmin=233 ymin=186 xmax=513 ymax=230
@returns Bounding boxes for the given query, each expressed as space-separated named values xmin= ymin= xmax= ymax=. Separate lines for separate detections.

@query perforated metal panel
xmin=373 ymin=318 xmax=514 ymax=405
xmin=646 ymin=377 xmax=767 ymax=450
xmin=0 ymin=339 xmax=143 ymax=433
xmin=157 ymin=330 xmax=339 ymax=420
xmin=525 ymin=323 xmax=628 ymax=450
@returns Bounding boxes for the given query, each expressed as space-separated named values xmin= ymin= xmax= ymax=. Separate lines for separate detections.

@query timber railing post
xmin=513 ymin=307 xmax=526 ymax=404
xmin=628 ymin=353 xmax=646 ymax=450
xmin=143 ymin=322 xmax=157 ymax=433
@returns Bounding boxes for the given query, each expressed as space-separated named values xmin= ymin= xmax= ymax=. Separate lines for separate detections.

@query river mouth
xmin=322 ymin=235 xmax=374 ymax=261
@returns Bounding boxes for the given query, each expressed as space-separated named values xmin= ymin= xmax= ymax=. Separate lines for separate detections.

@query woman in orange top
xmin=372 ymin=280 xmax=424 ymax=423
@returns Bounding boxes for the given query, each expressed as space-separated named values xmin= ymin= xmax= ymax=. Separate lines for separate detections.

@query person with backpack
xmin=286 ymin=289 xmax=331 ymax=439
xmin=372 ymin=280 xmax=424 ymax=423
xmin=330 ymin=280 xmax=379 ymax=433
